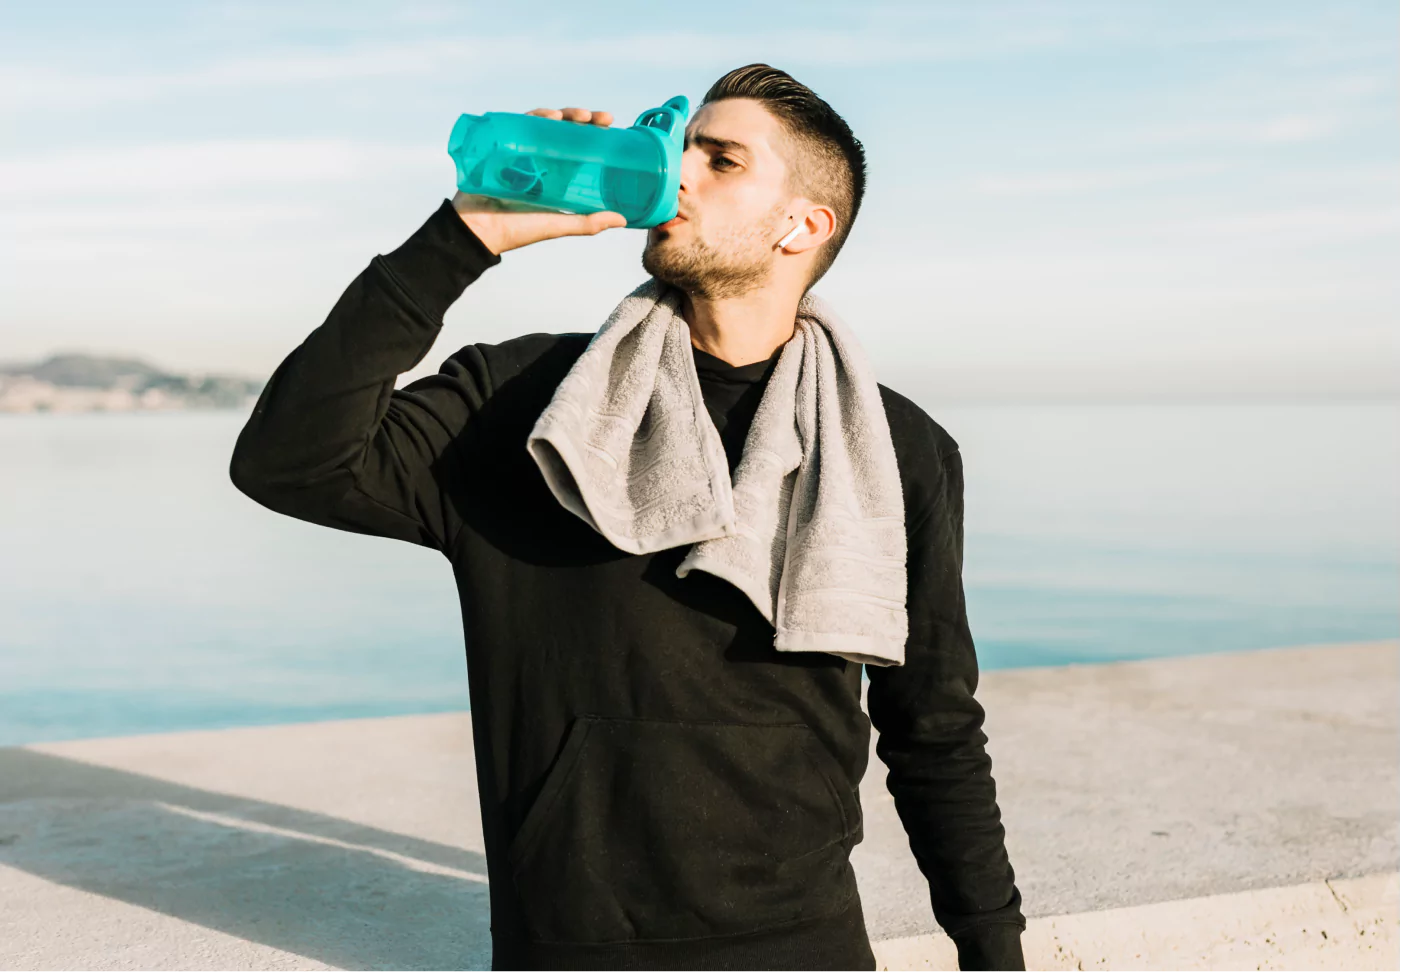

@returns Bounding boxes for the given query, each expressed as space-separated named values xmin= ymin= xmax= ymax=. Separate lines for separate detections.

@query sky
xmin=2 ymin=0 xmax=1397 ymax=402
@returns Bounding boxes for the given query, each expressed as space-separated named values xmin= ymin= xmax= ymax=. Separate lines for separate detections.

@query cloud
xmin=6 ymin=2 xmax=1391 ymax=117
xmin=1253 ymin=115 xmax=1340 ymax=142
xmin=7 ymin=202 xmax=327 ymax=235
xmin=969 ymin=161 xmax=1230 ymax=195
xmin=1142 ymin=206 xmax=1399 ymax=245
xmin=0 ymin=44 xmax=472 ymax=114
xmin=0 ymin=139 xmax=432 ymax=198
xmin=0 ymin=27 xmax=1075 ymax=114
xmin=1125 ymin=114 xmax=1342 ymax=146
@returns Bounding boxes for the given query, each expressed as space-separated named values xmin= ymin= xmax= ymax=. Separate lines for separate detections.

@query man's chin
xmin=640 ymin=250 xmax=685 ymax=286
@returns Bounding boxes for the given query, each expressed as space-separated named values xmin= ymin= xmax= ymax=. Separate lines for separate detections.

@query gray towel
xmin=526 ymin=277 xmax=908 ymax=667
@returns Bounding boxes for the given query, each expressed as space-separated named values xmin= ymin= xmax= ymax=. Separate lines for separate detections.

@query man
xmin=231 ymin=63 xmax=1025 ymax=971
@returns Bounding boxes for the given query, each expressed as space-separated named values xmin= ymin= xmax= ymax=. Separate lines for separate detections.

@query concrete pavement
xmin=1 ymin=639 xmax=1395 ymax=970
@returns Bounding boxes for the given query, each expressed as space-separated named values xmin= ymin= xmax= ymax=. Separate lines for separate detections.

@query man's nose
xmin=676 ymin=148 xmax=702 ymax=198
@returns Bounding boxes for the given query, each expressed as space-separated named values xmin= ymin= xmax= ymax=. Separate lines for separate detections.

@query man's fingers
xmin=526 ymin=107 xmax=613 ymax=126
xmin=558 ymin=211 xmax=627 ymax=236
xmin=590 ymin=211 xmax=628 ymax=231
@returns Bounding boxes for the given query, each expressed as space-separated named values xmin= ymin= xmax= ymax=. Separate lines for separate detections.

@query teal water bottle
xmin=447 ymin=95 xmax=689 ymax=229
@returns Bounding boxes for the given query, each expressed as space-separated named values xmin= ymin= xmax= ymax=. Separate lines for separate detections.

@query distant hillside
xmin=0 ymin=353 xmax=264 ymax=413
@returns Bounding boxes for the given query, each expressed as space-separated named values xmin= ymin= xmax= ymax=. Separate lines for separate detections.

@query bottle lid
xmin=628 ymin=95 xmax=690 ymax=228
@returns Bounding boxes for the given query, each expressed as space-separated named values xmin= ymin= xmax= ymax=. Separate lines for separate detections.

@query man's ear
xmin=779 ymin=205 xmax=836 ymax=253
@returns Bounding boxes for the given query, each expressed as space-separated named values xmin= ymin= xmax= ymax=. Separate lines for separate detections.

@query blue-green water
xmin=1 ymin=403 xmax=1396 ymax=746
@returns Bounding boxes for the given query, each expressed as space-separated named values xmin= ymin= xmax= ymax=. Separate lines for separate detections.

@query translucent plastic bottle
xmin=447 ymin=95 xmax=689 ymax=229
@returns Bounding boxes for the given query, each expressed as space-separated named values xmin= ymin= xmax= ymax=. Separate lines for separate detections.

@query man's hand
xmin=452 ymin=106 xmax=628 ymax=255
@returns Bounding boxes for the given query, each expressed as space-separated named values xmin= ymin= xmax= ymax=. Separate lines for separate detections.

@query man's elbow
xmin=227 ymin=427 xmax=292 ymax=510
xmin=228 ymin=444 xmax=275 ymax=508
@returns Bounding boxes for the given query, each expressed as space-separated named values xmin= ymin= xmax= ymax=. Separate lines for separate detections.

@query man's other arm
xmin=865 ymin=446 xmax=1027 ymax=971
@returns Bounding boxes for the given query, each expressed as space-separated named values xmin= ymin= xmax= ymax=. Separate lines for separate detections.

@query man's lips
xmin=655 ymin=214 xmax=688 ymax=230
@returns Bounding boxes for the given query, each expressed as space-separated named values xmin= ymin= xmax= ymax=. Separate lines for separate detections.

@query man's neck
xmin=681 ymin=288 xmax=800 ymax=368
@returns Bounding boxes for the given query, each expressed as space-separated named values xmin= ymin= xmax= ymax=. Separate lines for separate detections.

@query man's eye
xmin=712 ymin=156 xmax=737 ymax=170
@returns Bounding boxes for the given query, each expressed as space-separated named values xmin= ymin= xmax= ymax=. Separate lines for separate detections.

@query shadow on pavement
xmin=0 ymin=747 xmax=491 ymax=970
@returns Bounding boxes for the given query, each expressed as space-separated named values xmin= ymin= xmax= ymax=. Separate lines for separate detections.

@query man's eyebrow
xmin=685 ymin=131 xmax=751 ymax=154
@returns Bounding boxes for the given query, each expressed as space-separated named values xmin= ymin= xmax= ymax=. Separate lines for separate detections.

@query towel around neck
xmin=525 ymin=277 xmax=910 ymax=667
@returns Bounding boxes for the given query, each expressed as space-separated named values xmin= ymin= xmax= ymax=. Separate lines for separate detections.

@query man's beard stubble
xmin=641 ymin=204 xmax=788 ymax=301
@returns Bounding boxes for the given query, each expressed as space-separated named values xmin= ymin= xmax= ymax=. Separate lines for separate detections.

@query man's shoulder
xmin=876 ymin=382 xmax=962 ymax=524
xmin=476 ymin=329 xmax=593 ymax=366
xmin=442 ymin=330 xmax=593 ymax=389
xmin=876 ymin=381 xmax=959 ymax=459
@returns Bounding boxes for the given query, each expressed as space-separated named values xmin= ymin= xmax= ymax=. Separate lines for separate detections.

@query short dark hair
xmin=701 ymin=63 xmax=867 ymax=291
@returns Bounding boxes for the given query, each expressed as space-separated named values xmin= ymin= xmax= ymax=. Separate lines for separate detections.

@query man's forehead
xmin=685 ymin=100 xmax=781 ymax=157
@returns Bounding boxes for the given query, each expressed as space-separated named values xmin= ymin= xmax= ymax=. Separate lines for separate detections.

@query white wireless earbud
xmin=775 ymin=223 xmax=805 ymax=249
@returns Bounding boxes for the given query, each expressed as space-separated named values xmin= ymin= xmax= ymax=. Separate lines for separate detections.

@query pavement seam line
xmin=1324 ymin=877 xmax=1351 ymax=912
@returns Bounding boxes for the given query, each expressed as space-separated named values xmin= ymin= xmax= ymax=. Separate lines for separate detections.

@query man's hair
xmin=700 ymin=64 xmax=867 ymax=292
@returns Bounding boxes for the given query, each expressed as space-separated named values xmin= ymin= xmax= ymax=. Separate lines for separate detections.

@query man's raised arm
xmin=229 ymin=105 xmax=628 ymax=550
xmin=229 ymin=199 xmax=506 ymax=551
xmin=865 ymin=446 xmax=1027 ymax=971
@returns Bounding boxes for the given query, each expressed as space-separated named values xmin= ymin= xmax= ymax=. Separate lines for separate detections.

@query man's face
xmin=641 ymin=98 xmax=795 ymax=300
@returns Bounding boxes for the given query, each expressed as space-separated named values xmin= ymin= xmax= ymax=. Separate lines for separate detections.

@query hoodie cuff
xmin=379 ymin=199 xmax=503 ymax=322
xmin=952 ymin=921 xmax=1026 ymax=971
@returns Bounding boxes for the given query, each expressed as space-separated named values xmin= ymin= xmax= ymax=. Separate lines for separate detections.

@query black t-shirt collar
xmin=691 ymin=344 xmax=783 ymax=384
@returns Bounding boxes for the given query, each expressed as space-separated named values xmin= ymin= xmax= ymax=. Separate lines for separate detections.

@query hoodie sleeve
xmin=229 ymin=199 xmax=503 ymax=552
xmin=865 ymin=446 xmax=1027 ymax=971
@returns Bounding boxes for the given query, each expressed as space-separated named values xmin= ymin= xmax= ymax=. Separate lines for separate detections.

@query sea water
xmin=1 ymin=403 xmax=1395 ymax=746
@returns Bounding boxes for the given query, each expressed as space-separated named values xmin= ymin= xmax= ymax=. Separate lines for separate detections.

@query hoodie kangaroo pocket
xmin=507 ymin=715 xmax=860 ymax=944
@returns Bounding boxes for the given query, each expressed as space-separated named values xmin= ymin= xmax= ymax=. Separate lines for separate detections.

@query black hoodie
xmin=229 ymin=201 xmax=1026 ymax=971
